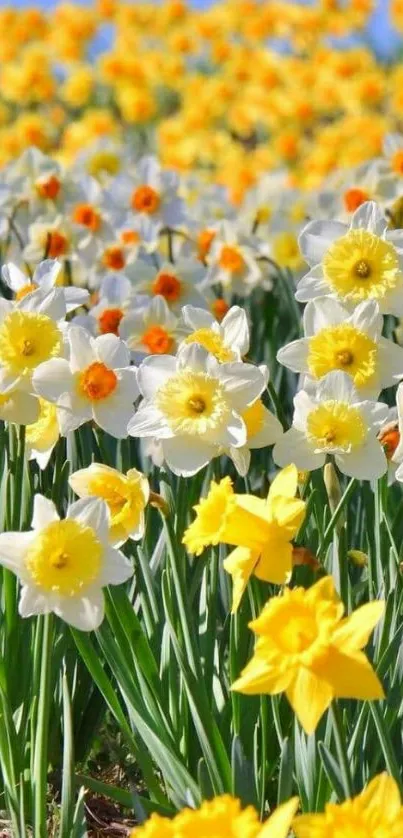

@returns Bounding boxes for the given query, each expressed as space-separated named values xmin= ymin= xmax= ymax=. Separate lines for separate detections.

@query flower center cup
xmin=131 ymin=185 xmax=161 ymax=214
xmin=79 ymin=362 xmax=118 ymax=401
xmin=25 ymin=519 xmax=102 ymax=596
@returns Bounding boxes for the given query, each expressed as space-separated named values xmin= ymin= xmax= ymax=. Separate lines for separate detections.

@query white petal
xmin=32 ymin=495 xmax=59 ymax=530
xmin=127 ymin=403 xmax=172 ymax=438
xmin=181 ymin=305 xmax=215 ymax=330
xmin=176 ymin=343 xmax=209 ymax=371
xmin=303 ymin=297 xmax=347 ymax=335
xmin=298 ymin=219 xmax=347 ymax=265
xmin=249 ymin=409 xmax=283 ymax=448
xmin=56 ymin=391 xmax=91 ymax=434
xmin=64 ymin=287 xmax=90 ymax=312
xmin=53 ymin=589 xmax=105 ymax=630
xmin=228 ymin=445 xmax=251 ymax=476
xmin=355 ymin=400 xmax=389 ymax=429
xmin=349 ymin=201 xmax=388 ymax=236
xmin=293 ymin=389 xmax=316 ymax=431
xmin=335 ymin=438 xmax=387 ymax=480
xmin=68 ymin=496 xmax=109 ymax=542
xmin=218 ymin=362 xmax=265 ymax=410
xmin=378 ymin=338 xmax=403 ymax=385
xmin=273 ymin=428 xmax=325 ymax=472
xmin=92 ymin=394 xmax=133 ymax=439
xmin=68 ymin=326 xmax=95 ymax=372
xmin=162 ymin=436 xmax=216 ymax=476
xmin=99 ymin=546 xmax=133 ymax=585
xmin=221 ymin=306 xmax=249 ymax=355
xmin=316 ymin=371 xmax=357 ymax=403
xmin=2 ymin=262 xmax=26 ymax=291
xmin=295 ymin=266 xmax=330 ymax=302
xmin=0 ymin=390 xmax=39 ymax=425
xmin=94 ymin=333 xmax=130 ymax=369
xmin=19 ymin=585 xmax=50 ymax=618
xmin=0 ymin=531 xmax=35 ymax=573
xmin=350 ymin=299 xmax=382 ymax=339
xmin=137 ymin=355 xmax=177 ymax=399
xmin=115 ymin=367 xmax=139 ymax=401
xmin=32 ymin=358 xmax=73 ymax=402
xmin=277 ymin=338 xmax=309 ymax=374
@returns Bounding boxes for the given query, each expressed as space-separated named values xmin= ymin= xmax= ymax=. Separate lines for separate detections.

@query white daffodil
xmin=179 ymin=304 xmax=249 ymax=362
xmin=73 ymin=273 xmax=136 ymax=337
xmin=0 ymin=494 xmax=133 ymax=630
xmin=107 ymin=155 xmax=185 ymax=237
xmin=32 ymin=326 xmax=139 ymax=438
xmin=205 ymin=220 xmax=263 ymax=297
xmin=2 ymin=259 xmax=88 ymax=313
xmin=0 ymin=289 xmax=67 ymax=392
xmin=26 ymin=398 xmax=61 ymax=470
xmin=127 ymin=343 xmax=266 ymax=477
xmin=277 ymin=298 xmax=403 ymax=398
xmin=273 ymin=371 xmax=388 ymax=480
xmin=296 ymin=201 xmax=403 ymax=315
xmin=69 ymin=463 xmax=149 ymax=546
xmin=131 ymin=258 xmax=209 ymax=312
xmin=318 ymin=160 xmax=395 ymax=221
xmin=119 ymin=295 xmax=181 ymax=359
xmin=23 ymin=215 xmax=78 ymax=268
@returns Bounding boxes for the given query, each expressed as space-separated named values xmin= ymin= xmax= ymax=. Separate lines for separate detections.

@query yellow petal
xmin=359 ymin=772 xmax=402 ymax=820
xmin=223 ymin=547 xmax=257 ymax=613
xmin=259 ymin=797 xmax=299 ymax=838
xmin=222 ymin=495 xmax=271 ymax=551
xmin=232 ymin=656 xmax=293 ymax=696
xmin=268 ymin=464 xmax=299 ymax=500
xmin=293 ymin=812 xmax=328 ymax=837
xmin=313 ymin=648 xmax=385 ymax=700
xmin=286 ymin=667 xmax=333 ymax=735
xmin=306 ymin=575 xmax=341 ymax=607
xmin=268 ymin=495 xmax=306 ymax=535
xmin=254 ymin=540 xmax=292 ymax=585
xmin=332 ymin=600 xmax=385 ymax=651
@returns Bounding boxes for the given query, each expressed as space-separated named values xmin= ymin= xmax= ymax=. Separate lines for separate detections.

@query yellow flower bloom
xmin=69 ymin=463 xmax=149 ymax=546
xmin=232 ymin=576 xmax=384 ymax=734
xmin=293 ymin=773 xmax=403 ymax=837
xmin=183 ymin=465 xmax=306 ymax=612
xmin=129 ymin=794 xmax=299 ymax=837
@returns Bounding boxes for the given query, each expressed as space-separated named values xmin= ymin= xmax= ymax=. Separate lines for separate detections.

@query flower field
xmin=2 ymin=0 xmax=403 ymax=835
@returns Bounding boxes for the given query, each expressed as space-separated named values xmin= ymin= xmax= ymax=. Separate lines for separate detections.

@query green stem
xmin=33 ymin=613 xmax=54 ymax=838
xmin=319 ymin=478 xmax=357 ymax=559
xmin=330 ymin=702 xmax=354 ymax=800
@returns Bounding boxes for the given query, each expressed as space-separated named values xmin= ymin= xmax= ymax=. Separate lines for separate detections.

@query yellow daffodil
xmin=129 ymin=794 xmax=299 ymax=837
xmin=293 ymin=773 xmax=403 ymax=837
xmin=183 ymin=464 xmax=306 ymax=611
xmin=232 ymin=576 xmax=384 ymax=734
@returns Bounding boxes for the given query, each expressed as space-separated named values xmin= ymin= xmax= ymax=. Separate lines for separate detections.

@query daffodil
xmin=127 ymin=343 xmax=266 ymax=477
xmin=180 ymin=303 xmax=249 ymax=362
xmin=119 ymin=294 xmax=181 ymax=358
xmin=277 ymin=298 xmax=403 ymax=398
xmin=32 ymin=326 xmax=139 ymax=438
xmin=2 ymin=259 xmax=88 ymax=312
xmin=296 ymin=202 xmax=403 ymax=315
xmin=0 ymin=494 xmax=133 ymax=630
xmin=69 ymin=463 xmax=149 ymax=546
xmin=205 ymin=220 xmax=263 ymax=298
xmin=293 ymin=773 xmax=403 ymax=837
xmin=26 ymin=397 xmax=60 ymax=469
xmin=232 ymin=576 xmax=384 ymax=734
xmin=273 ymin=371 xmax=388 ymax=480
xmin=183 ymin=464 xmax=305 ymax=611
xmin=129 ymin=794 xmax=299 ymax=837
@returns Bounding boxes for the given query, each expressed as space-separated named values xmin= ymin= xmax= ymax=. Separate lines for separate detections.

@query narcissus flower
xmin=127 ymin=344 xmax=266 ymax=477
xmin=232 ymin=576 xmax=384 ymax=734
xmin=2 ymin=259 xmax=88 ymax=313
xmin=297 ymin=202 xmax=403 ymax=315
xmin=129 ymin=794 xmax=299 ymax=837
xmin=32 ymin=326 xmax=139 ymax=438
xmin=119 ymin=294 xmax=181 ymax=358
xmin=293 ymin=773 xmax=403 ymax=837
xmin=69 ymin=463 xmax=149 ymax=546
xmin=277 ymin=298 xmax=403 ymax=398
xmin=26 ymin=397 xmax=60 ymax=469
xmin=183 ymin=464 xmax=305 ymax=611
xmin=180 ymin=303 xmax=249 ymax=362
xmin=0 ymin=494 xmax=133 ymax=630
xmin=273 ymin=371 xmax=388 ymax=480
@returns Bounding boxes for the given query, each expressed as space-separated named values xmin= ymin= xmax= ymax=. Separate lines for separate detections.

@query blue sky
xmin=8 ymin=0 xmax=402 ymax=59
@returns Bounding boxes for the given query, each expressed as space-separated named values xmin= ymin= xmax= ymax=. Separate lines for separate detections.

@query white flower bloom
xmin=127 ymin=344 xmax=266 ymax=476
xmin=205 ymin=220 xmax=263 ymax=297
xmin=0 ymin=288 xmax=68 ymax=392
xmin=119 ymin=295 xmax=181 ymax=359
xmin=296 ymin=201 xmax=403 ymax=315
xmin=277 ymin=298 xmax=403 ymax=398
xmin=107 ymin=155 xmax=185 ymax=237
xmin=32 ymin=326 xmax=139 ymax=438
xmin=273 ymin=371 xmax=388 ymax=480
xmin=317 ymin=160 xmax=396 ymax=221
xmin=179 ymin=304 xmax=249 ymax=362
xmin=2 ymin=259 xmax=88 ymax=313
xmin=0 ymin=495 xmax=133 ymax=630
xmin=131 ymin=258 xmax=209 ymax=312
